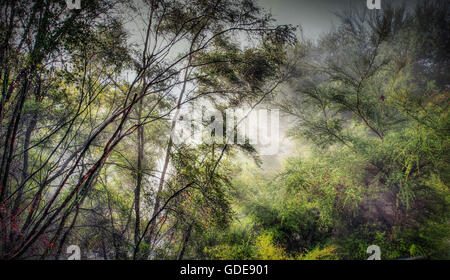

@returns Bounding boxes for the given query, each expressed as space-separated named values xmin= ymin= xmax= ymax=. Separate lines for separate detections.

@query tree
xmin=0 ymin=0 xmax=295 ymax=259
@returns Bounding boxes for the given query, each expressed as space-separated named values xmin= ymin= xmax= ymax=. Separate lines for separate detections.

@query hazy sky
xmin=258 ymin=0 xmax=420 ymax=41
xmin=259 ymin=0 xmax=343 ymax=40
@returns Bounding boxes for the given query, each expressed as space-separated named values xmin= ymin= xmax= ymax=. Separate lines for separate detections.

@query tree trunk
xmin=177 ymin=223 xmax=192 ymax=260
xmin=134 ymin=97 xmax=144 ymax=256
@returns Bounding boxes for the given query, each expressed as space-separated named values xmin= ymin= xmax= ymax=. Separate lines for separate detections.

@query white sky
xmin=258 ymin=0 xmax=420 ymax=41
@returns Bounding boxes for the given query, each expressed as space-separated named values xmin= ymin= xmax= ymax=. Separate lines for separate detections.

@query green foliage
xmin=1 ymin=0 xmax=447 ymax=261
xmin=207 ymin=1 xmax=449 ymax=261
xmin=296 ymin=246 xmax=339 ymax=260
xmin=253 ymin=232 xmax=289 ymax=260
